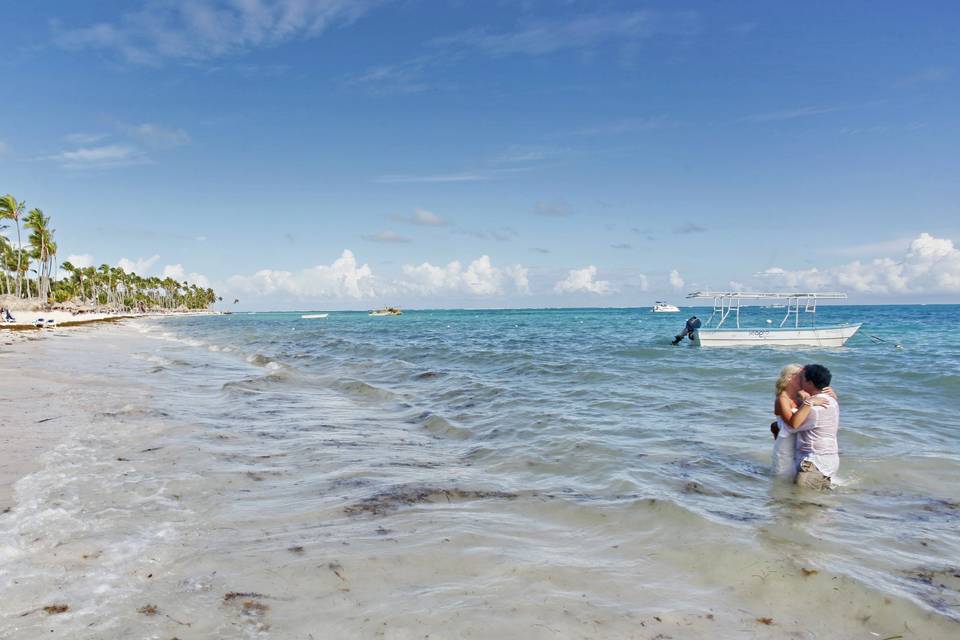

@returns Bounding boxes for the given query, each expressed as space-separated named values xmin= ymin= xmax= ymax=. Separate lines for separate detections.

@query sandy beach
xmin=0 ymin=322 xmax=153 ymax=511
xmin=0 ymin=335 xmax=66 ymax=513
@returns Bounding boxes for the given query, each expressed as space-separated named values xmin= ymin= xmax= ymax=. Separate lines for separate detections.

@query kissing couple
xmin=771 ymin=364 xmax=840 ymax=490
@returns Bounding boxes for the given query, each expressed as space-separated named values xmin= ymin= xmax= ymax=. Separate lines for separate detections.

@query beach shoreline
xmin=1 ymin=309 xmax=220 ymax=331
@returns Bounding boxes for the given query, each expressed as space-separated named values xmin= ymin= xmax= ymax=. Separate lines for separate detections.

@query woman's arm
xmin=775 ymin=393 xmax=794 ymax=419
xmin=787 ymin=393 xmax=830 ymax=429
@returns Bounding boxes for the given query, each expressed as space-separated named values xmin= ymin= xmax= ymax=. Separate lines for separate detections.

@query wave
xmin=246 ymin=353 xmax=279 ymax=368
xmin=328 ymin=378 xmax=397 ymax=402
xmin=408 ymin=411 xmax=472 ymax=440
xmin=221 ymin=371 xmax=292 ymax=394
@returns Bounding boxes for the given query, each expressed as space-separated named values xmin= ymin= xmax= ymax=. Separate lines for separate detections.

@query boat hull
xmin=693 ymin=323 xmax=861 ymax=347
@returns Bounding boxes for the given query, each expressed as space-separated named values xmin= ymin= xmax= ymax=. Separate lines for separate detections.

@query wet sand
xmin=0 ymin=333 xmax=70 ymax=513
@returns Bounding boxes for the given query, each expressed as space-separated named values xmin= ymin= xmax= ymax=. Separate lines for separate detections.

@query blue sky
xmin=2 ymin=1 xmax=958 ymax=309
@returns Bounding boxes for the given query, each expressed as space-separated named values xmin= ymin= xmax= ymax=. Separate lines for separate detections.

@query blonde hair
xmin=776 ymin=363 xmax=803 ymax=395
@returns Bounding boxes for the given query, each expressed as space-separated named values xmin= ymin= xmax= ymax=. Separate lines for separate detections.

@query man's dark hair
xmin=803 ymin=364 xmax=832 ymax=390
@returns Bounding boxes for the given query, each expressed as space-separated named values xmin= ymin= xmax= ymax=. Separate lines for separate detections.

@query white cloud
xmin=744 ymin=105 xmax=844 ymax=123
xmin=362 ymin=229 xmax=411 ymax=243
xmin=411 ymin=208 xmax=446 ymax=226
xmin=636 ymin=274 xmax=649 ymax=291
xmin=123 ymin=123 xmax=191 ymax=148
xmin=118 ymin=254 xmax=160 ymax=274
xmin=389 ymin=208 xmax=448 ymax=226
xmin=347 ymin=56 xmax=433 ymax=95
xmin=400 ymin=255 xmax=529 ymax=296
xmin=56 ymin=0 xmax=375 ymax=65
xmin=65 ymin=253 xmax=95 ymax=268
xmin=560 ymin=117 xmax=672 ymax=137
xmin=163 ymin=264 xmax=186 ymax=279
xmin=434 ymin=11 xmax=700 ymax=57
xmin=228 ymin=249 xmax=376 ymax=299
xmin=375 ymin=172 xmax=488 ymax=184
xmin=669 ymin=269 xmax=685 ymax=290
xmin=161 ymin=263 xmax=209 ymax=287
xmin=554 ymin=265 xmax=612 ymax=294
xmin=760 ymin=233 xmax=960 ymax=295
xmin=49 ymin=144 xmax=149 ymax=169
xmin=64 ymin=132 xmax=107 ymax=145
xmin=49 ymin=123 xmax=189 ymax=170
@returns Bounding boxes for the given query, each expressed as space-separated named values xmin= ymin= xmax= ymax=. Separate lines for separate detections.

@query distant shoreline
xmin=1 ymin=310 xmax=219 ymax=331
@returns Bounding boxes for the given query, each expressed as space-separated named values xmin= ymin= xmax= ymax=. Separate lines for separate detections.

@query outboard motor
xmin=671 ymin=316 xmax=701 ymax=345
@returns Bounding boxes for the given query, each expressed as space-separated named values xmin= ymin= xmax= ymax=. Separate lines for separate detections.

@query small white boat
xmin=653 ymin=301 xmax=680 ymax=313
xmin=684 ymin=291 xmax=861 ymax=347
xmin=369 ymin=307 xmax=402 ymax=317
xmin=301 ymin=313 xmax=329 ymax=319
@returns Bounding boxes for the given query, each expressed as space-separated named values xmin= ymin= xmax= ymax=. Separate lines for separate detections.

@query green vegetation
xmin=1 ymin=192 xmax=218 ymax=311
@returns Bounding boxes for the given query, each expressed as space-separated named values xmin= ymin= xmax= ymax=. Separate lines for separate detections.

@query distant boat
xmin=301 ymin=313 xmax=329 ymax=319
xmin=652 ymin=301 xmax=680 ymax=313
xmin=369 ymin=307 xmax=402 ymax=317
xmin=684 ymin=291 xmax=861 ymax=347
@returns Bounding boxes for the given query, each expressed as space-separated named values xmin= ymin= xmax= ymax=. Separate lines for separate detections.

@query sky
xmin=1 ymin=0 xmax=958 ymax=310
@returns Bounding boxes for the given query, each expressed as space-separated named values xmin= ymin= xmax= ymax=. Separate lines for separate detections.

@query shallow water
xmin=2 ymin=306 xmax=958 ymax=638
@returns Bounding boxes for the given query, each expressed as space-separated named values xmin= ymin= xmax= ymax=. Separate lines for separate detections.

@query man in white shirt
xmin=793 ymin=364 xmax=840 ymax=490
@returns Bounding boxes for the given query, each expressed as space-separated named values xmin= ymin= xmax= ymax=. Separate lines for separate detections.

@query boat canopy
xmin=685 ymin=291 xmax=847 ymax=329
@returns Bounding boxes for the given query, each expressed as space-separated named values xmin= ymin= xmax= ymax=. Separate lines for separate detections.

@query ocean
xmin=2 ymin=305 xmax=958 ymax=638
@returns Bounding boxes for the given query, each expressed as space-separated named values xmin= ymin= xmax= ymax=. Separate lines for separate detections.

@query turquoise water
xmin=170 ymin=305 xmax=960 ymax=605
xmin=2 ymin=305 xmax=958 ymax=638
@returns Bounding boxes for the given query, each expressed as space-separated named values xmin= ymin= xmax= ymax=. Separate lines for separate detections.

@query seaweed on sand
xmin=224 ymin=592 xmax=270 ymax=602
xmin=223 ymin=592 xmax=271 ymax=630
xmin=241 ymin=600 xmax=269 ymax=616
xmin=18 ymin=604 xmax=70 ymax=617
xmin=43 ymin=604 xmax=69 ymax=615
xmin=343 ymin=486 xmax=518 ymax=516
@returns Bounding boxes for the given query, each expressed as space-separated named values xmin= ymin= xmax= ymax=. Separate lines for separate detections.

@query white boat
xmin=369 ymin=307 xmax=402 ymax=317
xmin=685 ymin=291 xmax=861 ymax=347
xmin=652 ymin=301 xmax=680 ymax=313
xmin=301 ymin=313 xmax=329 ymax=319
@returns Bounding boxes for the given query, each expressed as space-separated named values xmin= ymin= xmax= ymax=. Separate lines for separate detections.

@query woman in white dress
xmin=771 ymin=364 xmax=803 ymax=478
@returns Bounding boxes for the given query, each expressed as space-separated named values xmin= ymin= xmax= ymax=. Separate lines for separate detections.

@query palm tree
xmin=25 ymin=208 xmax=55 ymax=302
xmin=59 ymin=260 xmax=81 ymax=302
xmin=0 ymin=194 xmax=25 ymax=298
xmin=0 ymin=223 xmax=11 ymax=295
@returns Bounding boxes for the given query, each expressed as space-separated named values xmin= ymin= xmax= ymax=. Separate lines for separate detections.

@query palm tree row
xmin=1 ymin=192 xmax=218 ymax=311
